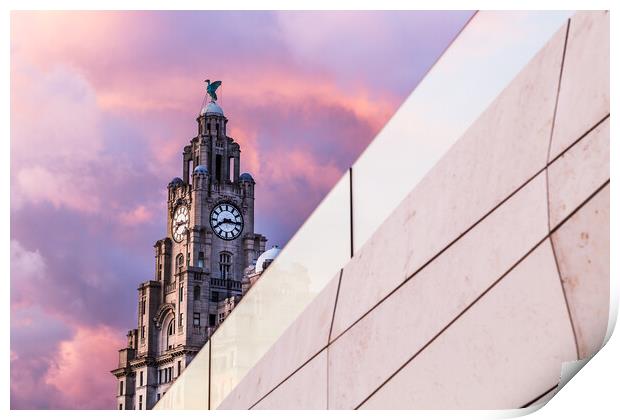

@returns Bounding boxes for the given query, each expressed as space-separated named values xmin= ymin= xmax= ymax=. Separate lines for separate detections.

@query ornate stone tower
xmin=112 ymin=81 xmax=267 ymax=410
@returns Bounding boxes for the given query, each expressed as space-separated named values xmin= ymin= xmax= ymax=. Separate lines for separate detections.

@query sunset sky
xmin=10 ymin=11 xmax=473 ymax=409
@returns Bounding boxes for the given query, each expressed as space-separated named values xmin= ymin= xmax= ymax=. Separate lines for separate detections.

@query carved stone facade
xmin=111 ymin=90 xmax=267 ymax=410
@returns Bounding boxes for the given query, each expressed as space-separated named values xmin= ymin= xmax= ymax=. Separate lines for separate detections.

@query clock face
xmin=210 ymin=203 xmax=243 ymax=240
xmin=172 ymin=206 xmax=189 ymax=242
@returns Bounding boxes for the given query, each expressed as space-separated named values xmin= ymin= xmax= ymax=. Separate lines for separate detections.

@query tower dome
xmin=255 ymin=246 xmax=281 ymax=274
xmin=168 ymin=177 xmax=183 ymax=187
xmin=200 ymin=101 xmax=224 ymax=116
xmin=194 ymin=165 xmax=209 ymax=175
xmin=239 ymin=172 xmax=254 ymax=183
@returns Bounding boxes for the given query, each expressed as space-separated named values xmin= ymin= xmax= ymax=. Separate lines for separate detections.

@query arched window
xmin=166 ymin=318 xmax=175 ymax=350
xmin=176 ymin=253 xmax=184 ymax=272
xmin=194 ymin=285 xmax=201 ymax=301
xmin=219 ymin=252 xmax=232 ymax=279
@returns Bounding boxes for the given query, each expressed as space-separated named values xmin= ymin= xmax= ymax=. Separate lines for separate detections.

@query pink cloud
xmin=118 ymin=205 xmax=153 ymax=225
xmin=44 ymin=325 xmax=124 ymax=409
xmin=14 ymin=165 xmax=102 ymax=213
xmin=11 ymin=64 xmax=104 ymax=163
xmin=11 ymin=64 xmax=105 ymax=213
xmin=10 ymin=303 xmax=126 ymax=409
xmin=11 ymin=240 xmax=47 ymax=309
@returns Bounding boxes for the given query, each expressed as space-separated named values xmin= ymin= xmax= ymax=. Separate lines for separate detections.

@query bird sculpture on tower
xmin=205 ymin=79 xmax=222 ymax=101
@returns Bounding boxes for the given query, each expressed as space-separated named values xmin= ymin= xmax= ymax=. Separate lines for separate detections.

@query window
xmin=157 ymin=393 xmax=161 ymax=401
xmin=167 ymin=319 xmax=175 ymax=349
xmin=219 ymin=313 xmax=225 ymax=323
xmin=119 ymin=404 xmax=123 ymax=410
xmin=177 ymin=360 xmax=182 ymax=376
xmin=180 ymin=285 xmax=184 ymax=302
xmin=215 ymin=155 xmax=222 ymax=182
xmin=209 ymin=314 xmax=216 ymax=326
xmin=197 ymin=252 xmax=205 ymax=268
xmin=179 ymin=313 xmax=184 ymax=328
xmin=140 ymin=326 xmax=145 ymax=341
xmin=193 ymin=312 xmax=200 ymax=327
xmin=219 ymin=252 xmax=231 ymax=279
xmin=119 ymin=380 xmax=124 ymax=396
xmin=139 ymin=395 xmax=143 ymax=410
xmin=194 ymin=272 xmax=201 ymax=280
xmin=216 ymin=123 xmax=219 ymax=132
xmin=211 ymin=291 xmax=219 ymax=302
xmin=194 ymin=285 xmax=201 ymax=300
xmin=139 ymin=371 xmax=143 ymax=387
xmin=207 ymin=122 xmax=211 ymax=131
xmin=176 ymin=253 xmax=184 ymax=271
xmin=162 ymin=367 xmax=172 ymax=383
xmin=140 ymin=299 xmax=146 ymax=315
xmin=158 ymin=369 xmax=162 ymax=384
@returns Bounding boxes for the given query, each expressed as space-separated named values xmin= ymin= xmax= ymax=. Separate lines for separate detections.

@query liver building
xmin=111 ymin=81 xmax=278 ymax=410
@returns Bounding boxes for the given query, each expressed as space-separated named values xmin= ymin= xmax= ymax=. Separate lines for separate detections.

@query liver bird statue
xmin=205 ymin=79 xmax=222 ymax=101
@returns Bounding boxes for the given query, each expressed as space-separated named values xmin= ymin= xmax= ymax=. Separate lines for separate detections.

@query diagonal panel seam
xmin=544 ymin=17 xmax=581 ymax=361
xmin=327 ymin=269 xmax=343 ymax=409
xmin=354 ymin=179 xmax=609 ymax=410
xmin=248 ymin=269 xmax=343 ymax=410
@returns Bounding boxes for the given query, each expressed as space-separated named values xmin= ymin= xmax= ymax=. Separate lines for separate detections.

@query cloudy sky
xmin=10 ymin=10 xmax=472 ymax=409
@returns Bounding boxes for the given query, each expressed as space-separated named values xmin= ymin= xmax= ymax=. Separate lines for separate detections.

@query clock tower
xmin=112 ymin=81 xmax=267 ymax=410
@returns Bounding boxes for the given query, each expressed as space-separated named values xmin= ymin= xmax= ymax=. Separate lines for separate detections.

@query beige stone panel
xmin=332 ymin=25 xmax=566 ymax=340
xmin=548 ymin=117 xmax=609 ymax=229
xmin=359 ymin=240 xmax=577 ymax=410
xmin=551 ymin=184 xmax=610 ymax=359
xmin=252 ymin=350 xmax=327 ymax=410
xmin=327 ymin=173 xmax=549 ymax=409
xmin=549 ymin=11 xmax=609 ymax=160
xmin=219 ymin=271 xmax=340 ymax=409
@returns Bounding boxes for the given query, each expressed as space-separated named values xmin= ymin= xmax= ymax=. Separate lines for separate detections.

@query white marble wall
xmin=217 ymin=10 xmax=609 ymax=410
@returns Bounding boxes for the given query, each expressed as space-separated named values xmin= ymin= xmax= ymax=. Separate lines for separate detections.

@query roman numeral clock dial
xmin=172 ymin=206 xmax=189 ymax=242
xmin=210 ymin=203 xmax=244 ymax=240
